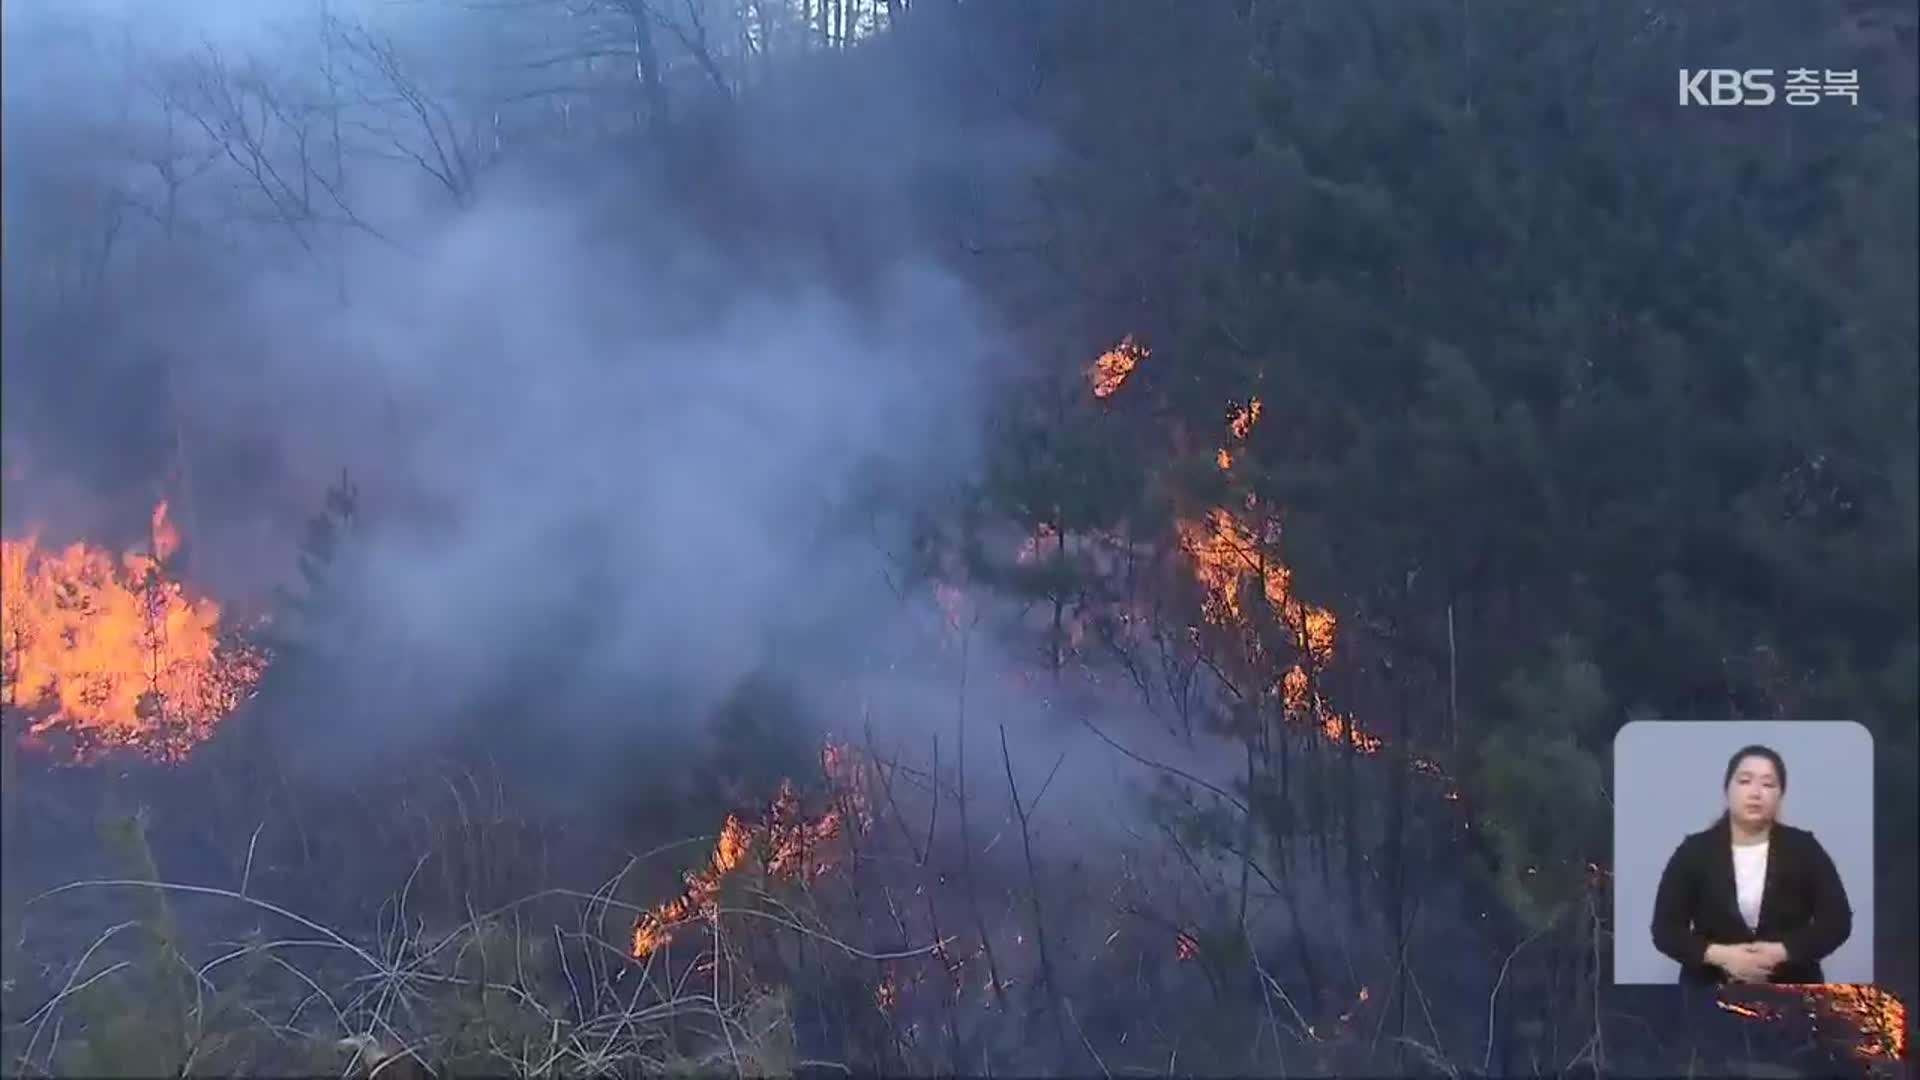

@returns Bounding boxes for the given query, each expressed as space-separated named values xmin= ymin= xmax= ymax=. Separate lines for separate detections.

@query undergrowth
xmin=1 ymin=807 xmax=824 ymax=1078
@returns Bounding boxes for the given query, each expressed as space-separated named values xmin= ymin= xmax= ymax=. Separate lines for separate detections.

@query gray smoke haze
xmin=0 ymin=0 xmax=1049 ymax=785
xmin=255 ymin=192 xmax=1003 ymax=768
xmin=1 ymin=10 xmax=1372 ymax=1040
xmin=0 ymin=0 xmax=1251 ymax=851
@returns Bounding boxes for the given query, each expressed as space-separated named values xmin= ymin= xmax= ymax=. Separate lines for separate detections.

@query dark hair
xmin=1723 ymin=744 xmax=1788 ymax=793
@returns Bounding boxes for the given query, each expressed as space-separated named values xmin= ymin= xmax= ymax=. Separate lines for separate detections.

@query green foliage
xmin=412 ymin=918 xmax=571 ymax=1075
xmin=1004 ymin=0 xmax=1915 ymax=943
xmin=1471 ymin=639 xmax=1611 ymax=932
xmin=49 ymin=811 xmax=293 ymax=1075
xmin=87 ymin=807 xmax=192 ymax=1071
xmin=261 ymin=471 xmax=362 ymax=671
xmin=7 ymin=1 xmax=1912 ymax=1073
xmin=54 ymin=930 xmax=291 ymax=1077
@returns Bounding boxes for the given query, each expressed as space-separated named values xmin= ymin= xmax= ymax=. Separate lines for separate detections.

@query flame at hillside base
xmin=1717 ymin=984 xmax=1907 ymax=1064
xmin=1 ymin=500 xmax=264 ymax=763
xmin=632 ymin=742 xmax=870 ymax=959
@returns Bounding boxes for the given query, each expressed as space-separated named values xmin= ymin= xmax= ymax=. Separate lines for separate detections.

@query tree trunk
xmin=629 ymin=1 xmax=670 ymax=134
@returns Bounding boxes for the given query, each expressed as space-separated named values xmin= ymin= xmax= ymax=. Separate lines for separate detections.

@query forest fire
xmin=1228 ymin=399 xmax=1262 ymax=441
xmin=1087 ymin=336 xmax=1147 ymax=399
xmin=631 ymin=742 xmax=870 ymax=959
xmin=0 ymin=0 xmax=1898 ymax=1071
xmin=1175 ymin=507 xmax=1337 ymax=663
xmin=1 ymin=499 xmax=264 ymax=763
xmin=1081 ymin=338 xmax=1415 ymax=769
xmin=1218 ymin=398 xmax=1262 ymax=470
xmin=630 ymin=814 xmax=753 ymax=958
xmin=1177 ymin=491 xmax=1457 ymax=778
xmin=1717 ymin=984 xmax=1907 ymax=1063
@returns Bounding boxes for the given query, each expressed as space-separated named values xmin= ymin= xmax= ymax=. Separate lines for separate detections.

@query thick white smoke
xmin=1 ymin=0 xmax=1027 ymax=776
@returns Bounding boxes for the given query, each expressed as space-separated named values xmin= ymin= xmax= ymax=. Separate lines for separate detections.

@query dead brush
xmin=1 ymin=818 xmax=918 ymax=1078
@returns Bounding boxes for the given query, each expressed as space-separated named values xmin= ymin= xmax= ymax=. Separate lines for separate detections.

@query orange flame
xmin=1228 ymin=399 xmax=1262 ymax=441
xmin=1718 ymin=984 xmax=1906 ymax=1062
xmin=631 ymin=742 xmax=870 ymax=958
xmin=1817 ymin=985 xmax=1907 ymax=1060
xmin=1175 ymin=508 xmax=1335 ymax=662
xmin=629 ymin=814 xmax=753 ymax=958
xmin=1075 ymin=342 xmax=1455 ymax=790
xmin=764 ymin=779 xmax=847 ymax=878
xmin=1177 ymin=497 xmax=1390 ymax=760
xmin=1318 ymin=710 xmax=1385 ymax=755
xmin=1087 ymin=337 xmax=1147 ymax=399
xmin=1216 ymin=398 xmax=1262 ymax=471
xmin=2 ymin=501 xmax=263 ymax=763
xmin=150 ymin=500 xmax=181 ymax=563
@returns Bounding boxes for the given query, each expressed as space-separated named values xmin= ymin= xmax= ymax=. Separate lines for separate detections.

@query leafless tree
xmin=328 ymin=16 xmax=491 ymax=207
xmin=158 ymin=42 xmax=368 ymax=257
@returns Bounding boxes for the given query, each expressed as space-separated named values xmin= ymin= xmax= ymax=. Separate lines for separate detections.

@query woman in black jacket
xmin=1649 ymin=744 xmax=1853 ymax=985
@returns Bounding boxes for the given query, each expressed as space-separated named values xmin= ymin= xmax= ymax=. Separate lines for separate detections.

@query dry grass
xmin=0 ymin=742 xmax=1342 ymax=1078
xmin=0 ymin=809 xmax=873 ymax=1078
xmin=6 ymin=745 xmax=1898 ymax=1079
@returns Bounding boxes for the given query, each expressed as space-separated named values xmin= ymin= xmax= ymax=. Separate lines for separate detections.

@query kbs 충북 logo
xmin=1678 ymin=69 xmax=1860 ymax=107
